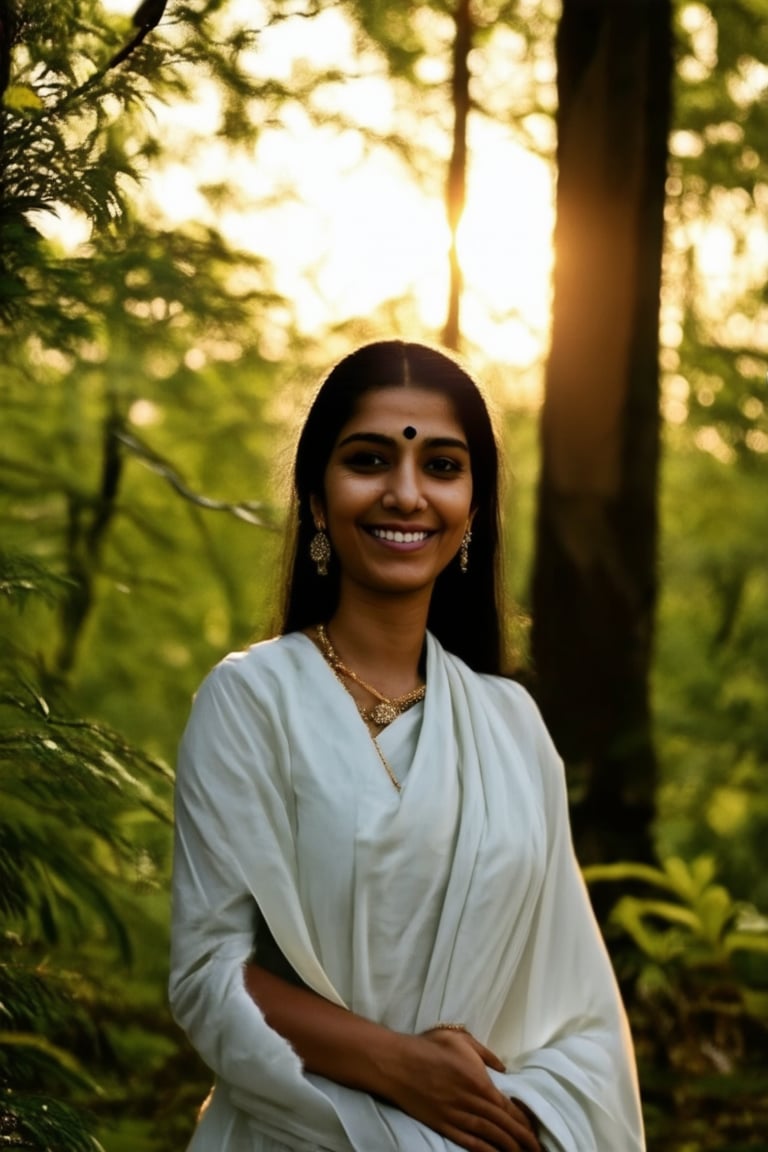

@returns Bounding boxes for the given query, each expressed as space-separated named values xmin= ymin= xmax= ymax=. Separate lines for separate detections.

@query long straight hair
xmin=277 ymin=340 xmax=506 ymax=674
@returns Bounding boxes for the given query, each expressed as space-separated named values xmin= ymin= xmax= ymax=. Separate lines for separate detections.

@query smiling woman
xmin=169 ymin=339 xmax=646 ymax=1152
xmin=312 ymin=388 xmax=474 ymax=606
xmin=285 ymin=341 xmax=503 ymax=672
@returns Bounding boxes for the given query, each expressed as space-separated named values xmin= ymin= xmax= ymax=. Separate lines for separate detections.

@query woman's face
xmin=312 ymin=386 xmax=474 ymax=602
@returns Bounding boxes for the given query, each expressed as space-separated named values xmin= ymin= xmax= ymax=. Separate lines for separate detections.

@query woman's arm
xmin=172 ymin=664 xmax=542 ymax=1151
xmin=245 ymin=962 xmax=543 ymax=1152
xmin=480 ymin=684 xmax=645 ymax=1152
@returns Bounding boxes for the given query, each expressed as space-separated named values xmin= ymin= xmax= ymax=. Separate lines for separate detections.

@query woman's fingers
xmin=426 ymin=1028 xmax=506 ymax=1074
xmin=444 ymin=1037 xmax=542 ymax=1150
xmin=440 ymin=1068 xmax=543 ymax=1152
xmin=505 ymin=1106 xmax=544 ymax=1152
xmin=388 ymin=1030 xmax=544 ymax=1152
xmin=470 ymin=1036 xmax=506 ymax=1073
xmin=508 ymin=1098 xmax=543 ymax=1149
xmin=457 ymin=1040 xmax=543 ymax=1151
xmin=440 ymin=1100 xmax=542 ymax=1152
xmin=442 ymin=1120 xmax=521 ymax=1152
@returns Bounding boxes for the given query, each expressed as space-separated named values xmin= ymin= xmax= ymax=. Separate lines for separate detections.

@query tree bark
xmin=531 ymin=0 xmax=672 ymax=865
xmin=443 ymin=0 xmax=472 ymax=350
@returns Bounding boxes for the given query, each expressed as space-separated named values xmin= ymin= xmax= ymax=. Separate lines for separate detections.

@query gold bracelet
xmin=428 ymin=1022 xmax=468 ymax=1034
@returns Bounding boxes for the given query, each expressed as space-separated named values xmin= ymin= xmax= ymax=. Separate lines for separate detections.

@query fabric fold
xmin=170 ymin=631 xmax=645 ymax=1151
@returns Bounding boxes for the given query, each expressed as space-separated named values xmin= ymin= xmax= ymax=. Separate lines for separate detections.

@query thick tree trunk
xmin=531 ymin=0 xmax=672 ymax=865
xmin=443 ymin=0 xmax=472 ymax=350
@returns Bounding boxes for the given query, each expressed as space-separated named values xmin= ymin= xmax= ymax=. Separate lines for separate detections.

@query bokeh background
xmin=1 ymin=1 xmax=767 ymax=1148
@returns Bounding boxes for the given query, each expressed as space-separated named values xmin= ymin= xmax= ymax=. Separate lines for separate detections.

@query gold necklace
xmin=315 ymin=624 xmax=426 ymax=727
xmin=369 ymin=732 xmax=403 ymax=793
xmin=314 ymin=624 xmax=426 ymax=793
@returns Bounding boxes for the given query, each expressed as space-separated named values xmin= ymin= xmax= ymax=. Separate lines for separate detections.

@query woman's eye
xmin=427 ymin=456 xmax=464 ymax=475
xmin=345 ymin=451 xmax=387 ymax=469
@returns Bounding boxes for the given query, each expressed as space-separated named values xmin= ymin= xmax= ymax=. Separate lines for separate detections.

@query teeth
xmin=371 ymin=528 xmax=429 ymax=543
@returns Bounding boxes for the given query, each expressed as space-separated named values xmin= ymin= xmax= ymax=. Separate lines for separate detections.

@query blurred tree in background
xmin=531 ymin=0 xmax=671 ymax=870
xmin=1 ymin=1 xmax=290 ymax=1145
xmin=1 ymin=0 xmax=766 ymax=1148
xmin=655 ymin=0 xmax=768 ymax=917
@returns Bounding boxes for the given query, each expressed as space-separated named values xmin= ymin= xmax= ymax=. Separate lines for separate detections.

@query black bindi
xmin=403 ymin=425 xmax=417 ymax=440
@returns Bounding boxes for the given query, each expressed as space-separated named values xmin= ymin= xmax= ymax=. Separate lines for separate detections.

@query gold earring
xmin=459 ymin=527 xmax=471 ymax=574
xmin=310 ymin=524 xmax=331 ymax=576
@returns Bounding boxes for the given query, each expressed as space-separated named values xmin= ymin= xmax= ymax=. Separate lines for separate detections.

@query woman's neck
xmin=324 ymin=592 xmax=428 ymax=697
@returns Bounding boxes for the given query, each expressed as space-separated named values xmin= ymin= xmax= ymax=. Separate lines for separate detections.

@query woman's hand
xmin=243 ymin=967 xmax=542 ymax=1150
xmin=380 ymin=1027 xmax=543 ymax=1152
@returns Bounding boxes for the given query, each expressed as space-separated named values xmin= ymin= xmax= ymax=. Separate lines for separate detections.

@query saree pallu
xmin=170 ymin=632 xmax=645 ymax=1152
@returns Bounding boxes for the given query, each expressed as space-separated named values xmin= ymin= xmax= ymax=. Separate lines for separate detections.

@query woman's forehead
xmin=339 ymin=386 xmax=465 ymax=438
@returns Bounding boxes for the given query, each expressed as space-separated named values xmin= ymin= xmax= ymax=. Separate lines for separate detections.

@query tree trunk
xmin=443 ymin=0 xmax=472 ymax=350
xmin=531 ymin=0 xmax=672 ymax=866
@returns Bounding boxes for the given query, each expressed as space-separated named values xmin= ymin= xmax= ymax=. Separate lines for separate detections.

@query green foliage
xmin=654 ymin=433 xmax=768 ymax=909
xmin=0 ymin=550 xmax=176 ymax=1149
xmin=0 ymin=681 xmax=173 ymax=949
xmin=0 ymin=0 xmax=290 ymax=750
xmin=667 ymin=0 xmax=768 ymax=484
xmin=586 ymin=856 xmax=768 ymax=998
xmin=0 ymin=1094 xmax=104 ymax=1152
xmin=586 ymin=855 xmax=768 ymax=1148
xmin=654 ymin=0 xmax=768 ymax=922
xmin=0 ymin=0 xmax=766 ymax=1148
xmin=0 ymin=2 xmax=292 ymax=1147
xmin=673 ymin=0 xmax=768 ymax=195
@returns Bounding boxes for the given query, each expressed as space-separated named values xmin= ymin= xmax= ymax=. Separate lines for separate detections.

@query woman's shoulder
xmin=433 ymin=635 xmax=558 ymax=761
xmin=477 ymin=668 xmax=538 ymax=710
xmin=477 ymin=671 xmax=550 ymax=745
xmin=434 ymin=635 xmax=539 ymax=712
xmin=179 ymin=636 xmax=311 ymax=788
xmin=192 ymin=632 xmax=311 ymax=707
xmin=215 ymin=631 xmax=307 ymax=673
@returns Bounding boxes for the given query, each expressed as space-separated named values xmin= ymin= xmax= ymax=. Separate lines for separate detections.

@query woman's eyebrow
xmin=427 ymin=436 xmax=470 ymax=451
xmin=336 ymin=432 xmax=393 ymax=449
xmin=336 ymin=432 xmax=469 ymax=451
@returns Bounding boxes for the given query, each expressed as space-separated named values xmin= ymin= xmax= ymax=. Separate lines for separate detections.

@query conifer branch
xmin=106 ymin=0 xmax=169 ymax=72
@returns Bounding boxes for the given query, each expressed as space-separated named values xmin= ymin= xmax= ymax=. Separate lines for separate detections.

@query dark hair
xmin=277 ymin=339 xmax=505 ymax=674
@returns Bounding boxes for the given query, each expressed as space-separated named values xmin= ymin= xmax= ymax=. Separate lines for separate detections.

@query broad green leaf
xmin=3 ymin=84 xmax=44 ymax=111
xmin=582 ymin=861 xmax=677 ymax=892
xmin=695 ymin=884 xmax=735 ymax=944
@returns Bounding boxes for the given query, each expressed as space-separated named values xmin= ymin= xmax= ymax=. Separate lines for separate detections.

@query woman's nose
xmin=381 ymin=461 xmax=427 ymax=512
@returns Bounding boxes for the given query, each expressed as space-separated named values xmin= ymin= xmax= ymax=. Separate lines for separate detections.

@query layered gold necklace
xmin=315 ymin=623 xmax=426 ymax=792
xmin=315 ymin=624 xmax=426 ymax=726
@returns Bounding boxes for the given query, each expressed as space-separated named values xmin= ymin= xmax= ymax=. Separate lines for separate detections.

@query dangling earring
xmin=310 ymin=522 xmax=331 ymax=576
xmin=459 ymin=526 xmax=472 ymax=574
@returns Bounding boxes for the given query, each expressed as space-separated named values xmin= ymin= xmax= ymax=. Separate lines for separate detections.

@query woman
xmin=170 ymin=340 xmax=645 ymax=1152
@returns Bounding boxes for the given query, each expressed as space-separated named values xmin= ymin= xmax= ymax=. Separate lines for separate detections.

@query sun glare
xmin=457 ymin=123 xmax=554 ymax=365
xmin=73 ymin=3 xmax=556 ymax=378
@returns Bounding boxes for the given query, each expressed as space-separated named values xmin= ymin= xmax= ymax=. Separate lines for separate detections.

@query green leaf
xmin=3 ymin=85 xmax=44 ymax=111
xmin=0 ymin=1032 xmax=101 ymax=1092
xmin=740 ymin=987 xmax=768 ymax=1021
xmin=609 ymin=896 xmax=697 ymax=962
xmin=582 ymin=860 xmax=678 ymax=892
xmin=725 ymin=930 xmax=768 ymax=957
xmin=695 ymin=884 xmax=735 ymax=945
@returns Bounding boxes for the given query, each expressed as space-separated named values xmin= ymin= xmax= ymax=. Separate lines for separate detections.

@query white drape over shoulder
xmin=170 ymin=632 xmax=645 ymax=1152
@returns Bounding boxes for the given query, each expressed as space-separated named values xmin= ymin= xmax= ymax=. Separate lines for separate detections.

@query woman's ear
xmin=309 ymin=493 xmax=325 ymax=529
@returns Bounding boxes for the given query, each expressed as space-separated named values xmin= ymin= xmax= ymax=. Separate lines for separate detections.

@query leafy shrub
xmin=586 ymin=855 xmax=768 ymax=1149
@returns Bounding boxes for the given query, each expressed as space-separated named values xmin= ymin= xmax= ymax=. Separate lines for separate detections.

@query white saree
xmin=170 ymin=632 xmax=645 ymax=1152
